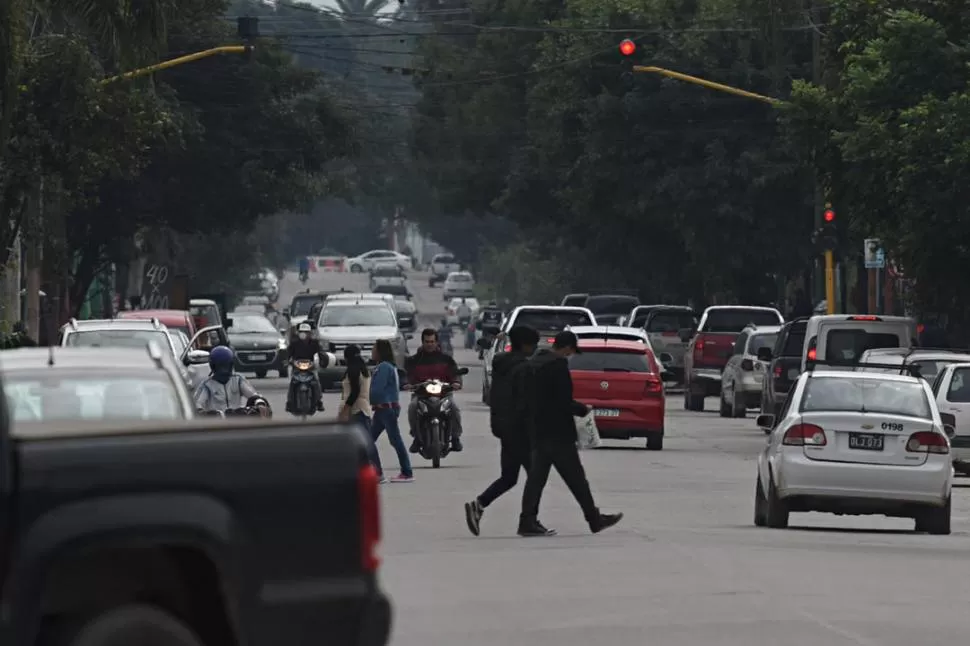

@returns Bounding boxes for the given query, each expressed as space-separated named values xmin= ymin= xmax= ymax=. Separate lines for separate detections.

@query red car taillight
xmin=504 ymin=343 xmax=511 ymax=352
xmin=782 ymin=423 xmax=827 ymax=446
xmin=358 ymin=464 xmax=381 ymax=572
xmin=693 ymin=339 xmax=705 ymax=360
xmin=644 ymin=375 xmax=663 ymax=395
xmin=773 ymin=364 xmax=782 ymax=378
xmin=906 ymin=431 xmax=949 ymax=454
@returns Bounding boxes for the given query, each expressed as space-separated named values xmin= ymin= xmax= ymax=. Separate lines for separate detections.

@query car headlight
xmin=277 ymin=338 xmax=287 ymax=350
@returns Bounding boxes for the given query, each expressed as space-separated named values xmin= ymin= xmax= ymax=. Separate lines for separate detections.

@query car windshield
xmin=290 ymin=296 xmax=324 ymax=316
xmin=704 ymin=308 xmax=782 ymax=333
xmin=570 ymin=350 xmax=652 ymax=373
xmin=801 ymin=377 xmax=931 ymax=418
xmin=320 ymin=306 xmax=395 ymax=327
xmin=781 ymin=326 xmax=807 ymax=356
xmin=910 ymin=359 xmax=966 ymax=382
xmin=450 ymin=274 xmax=472 ymax=282
xmin=66 ymin=329 xmax=169 ymax=350
xmin=5 ymin=373 xmax=184 ymax=422
xmin=515 ymin=310 xmax=593 ymax=331
xmin=451 ymin=299 xmax=479 ymax=309
xmin=584 ymin=296 xmax=639 ymax=315
xmin=189 ymin=304 xmax=220 ymax=324
xmin=748 ymin=333 xmax=777 ymax=355
xmin=375 ymin=284 xmax=408 ymax=296
xmin=574 ymin=332 xmax=643 ymax=343
xmin=646 ymin=310 xmax=696 ymax=333
xmin=230 ymin=315 xmax=277 ymax=334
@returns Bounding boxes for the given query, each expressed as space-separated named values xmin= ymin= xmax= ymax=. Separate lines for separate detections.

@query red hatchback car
xmin=571 ymin=339 xmax=666 ymax=450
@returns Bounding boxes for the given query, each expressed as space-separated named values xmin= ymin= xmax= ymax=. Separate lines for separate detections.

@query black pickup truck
xmin=0 ymin=417 xmax=391 ymax=646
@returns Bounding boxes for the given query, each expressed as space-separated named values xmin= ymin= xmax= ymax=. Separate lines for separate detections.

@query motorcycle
xmin=413 ymin=367 xmax=469 ymax=468
xmin=289 ymin=358 xmax=318 ymax=418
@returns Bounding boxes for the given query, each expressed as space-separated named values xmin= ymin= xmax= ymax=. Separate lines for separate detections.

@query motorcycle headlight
xmin=277 ymin=338 xmax=287 ymax=350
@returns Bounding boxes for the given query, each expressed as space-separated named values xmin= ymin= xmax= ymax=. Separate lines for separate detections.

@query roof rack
xmin=150 ymin=317 xmax=162 ymax=330
xmin=68 ymin=317 xmax=79 ymax=330
xmin=806 ymin=359 xmax=922 ymax=376
xmin=146 ymin=340 xmax=164 ymax=364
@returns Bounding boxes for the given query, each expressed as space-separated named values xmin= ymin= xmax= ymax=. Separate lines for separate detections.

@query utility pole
xmin=809 ymin=0 xmax=825 ymax=308
xmin=25 ymin=179 xmax=43 ymax=339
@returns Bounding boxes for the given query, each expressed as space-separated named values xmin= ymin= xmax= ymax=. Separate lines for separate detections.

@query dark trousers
xmin=521 ymin=441 xmax=599 ymax=523
xmin=478 ymin=440 xmax=530 ymax=508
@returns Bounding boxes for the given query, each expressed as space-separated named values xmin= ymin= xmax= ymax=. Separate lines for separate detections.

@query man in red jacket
xmin=405 ymin=328 xmax=464 ymax=453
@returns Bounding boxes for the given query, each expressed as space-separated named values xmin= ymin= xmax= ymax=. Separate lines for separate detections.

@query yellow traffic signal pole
xmin=632 ymin=65 xmax=835 ymax=314
xmin=100 ymin=45 xmax=253 ymax=85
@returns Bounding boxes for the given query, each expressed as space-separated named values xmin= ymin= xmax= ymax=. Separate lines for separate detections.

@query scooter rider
xmin=456 ymin=298 xmax=473 ymax=326
xmin=194 ymin=346 xmax=264 ymax=413
xmin=286 ymin=322 xmax=328 ymax=412
xmin=298 ymin=255 xmax=310 ymax=279
xmin=438 ymin=317 xmax=454 ymax=355
xmin=406 ymin=327 xmax=463 ymax=453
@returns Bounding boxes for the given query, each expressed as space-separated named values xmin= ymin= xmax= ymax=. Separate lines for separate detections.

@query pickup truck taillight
xmin=359 ymin=464 xmax=381 ymax=572
xmin=693 ymin=339 xmax=704 ymax=360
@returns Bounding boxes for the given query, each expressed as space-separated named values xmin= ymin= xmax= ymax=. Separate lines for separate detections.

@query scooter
xmin=412 ymin=367 xmax=469 ymax=468
xmin=289 ymin=359 xmax=318 ymax=419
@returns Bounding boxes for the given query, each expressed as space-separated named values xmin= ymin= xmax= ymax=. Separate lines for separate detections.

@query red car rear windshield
xmin=702 ymin=308 xmax=781 ymax=333
xmin=571 ymin=350 xmax=651 ymax=372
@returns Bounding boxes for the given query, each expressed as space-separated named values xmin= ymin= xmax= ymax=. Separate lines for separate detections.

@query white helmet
xmin=297 ymin=322 xmax=312 ymax=338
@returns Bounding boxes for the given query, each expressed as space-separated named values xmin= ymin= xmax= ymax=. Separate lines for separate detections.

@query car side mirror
xmin=756 ymin=414 xmax=775 ymax=429
xmin=678 ymin=327 xmax=694 ymax=342
xmin=659 ymin=352 xmax=674 ymax=364
xmin=757 ymin=347 xmax=773 ymax=361
xmin=282 ymin=307 xmax=290 ymax=317
xmin=186 ymin=349 xmax=210 ymax=365
xmin=224 ymin=317 xmax=233 ymax=329
xmin=457 ymin=367 xmax=469 ymax=376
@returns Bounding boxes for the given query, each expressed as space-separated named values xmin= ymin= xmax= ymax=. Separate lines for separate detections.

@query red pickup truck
xmin=681 ymin=305 xmax=784 ymax=411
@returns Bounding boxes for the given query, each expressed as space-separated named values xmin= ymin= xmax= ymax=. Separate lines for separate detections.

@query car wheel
xmin=732 ymin=390 xmax=746 ymax=418
xmin=753 ymin=476 xmax=768 ymax=527
xmin=646 ymin=432 xmax=663 ymax=451
xmin=765 ymin=475 xmax=789 ymax=529
xmin=65 ymin=604 xmax=204 ymax=646
xmin=915 ymin=496 xmax=951 ymax=535
xmin=350 ymin=264 xmax=363 ymax=273
xmin=718 ymin=389 xmax=732 ymax=417
xmin=428 ymin=278 xmax=435 ymax=287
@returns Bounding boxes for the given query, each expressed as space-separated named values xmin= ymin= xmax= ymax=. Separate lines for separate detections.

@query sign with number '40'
xmin=141 ymin=263 xmax=170 ymax=309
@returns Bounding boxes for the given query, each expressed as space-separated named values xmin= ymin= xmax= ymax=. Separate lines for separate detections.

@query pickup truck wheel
xmin=67 ymin=605 xmax=205 ymax=646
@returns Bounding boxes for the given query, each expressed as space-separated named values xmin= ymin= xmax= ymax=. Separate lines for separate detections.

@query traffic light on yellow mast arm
xmin=617 ymin=38 xmax=638 ymax=90
xmin=814 ymin=205 xmax=839 ymax=251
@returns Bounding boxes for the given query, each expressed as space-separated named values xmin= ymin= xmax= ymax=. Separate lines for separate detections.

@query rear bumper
xmin=580 ymin=398 xmax=664 ymax=433
xmin=358 ymin=591 xmax=392 ymax=646
xmin=777 ymin=450 xmax=951 ymax=505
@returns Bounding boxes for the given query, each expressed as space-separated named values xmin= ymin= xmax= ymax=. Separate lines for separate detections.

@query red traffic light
xmin=823 ymin=208 xmax=835 ymax=223
xmin=619 ymin=39 xmax=636 ymax=56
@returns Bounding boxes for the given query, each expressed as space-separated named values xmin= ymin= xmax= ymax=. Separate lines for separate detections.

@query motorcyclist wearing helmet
xmin=437 ymin=317 xmax=454 ymax=355
xmin=194 ymin=346 xmax=262 ymax=413
xmin=286 ymin=322 xmax=328 ymax=412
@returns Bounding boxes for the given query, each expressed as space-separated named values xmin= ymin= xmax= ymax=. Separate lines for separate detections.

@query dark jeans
xmin=478 ymin=440 xmax=530 ymax=508
xmin=370 ymin=406 xmax=412 ymax=478
xmin=520 ymin=441 xmax=599 ymax=523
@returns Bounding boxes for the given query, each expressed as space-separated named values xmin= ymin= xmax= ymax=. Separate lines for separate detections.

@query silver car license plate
xmin=248 ymin=354 xmax=267 ymax=361
xmin=594 ymin=409 xmax=620 ymax=417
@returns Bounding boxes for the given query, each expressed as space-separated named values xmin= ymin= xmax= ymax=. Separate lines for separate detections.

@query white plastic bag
xmin=575 ymin=412 xmax=602 ymax=450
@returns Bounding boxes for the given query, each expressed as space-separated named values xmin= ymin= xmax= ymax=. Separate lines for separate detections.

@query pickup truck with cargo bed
xmin=0 ymin=416 xmax=391 ymax=646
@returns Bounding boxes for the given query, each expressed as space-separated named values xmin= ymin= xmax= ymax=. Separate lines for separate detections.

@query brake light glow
xmin=848 ymin=315 xmax=880 ymax=321
xmin=782 ymin=423 xmax=827 ymax=446
xmin=693 ymin=338 xmax=704 ymax=360
xmin=905 ymin=431 xmax=949 ymax=454
xmin=547 ymin=338 xmax=556 ymax=344
xmin=773 ymin=364 xmax=782 ymax=378
xmin=806 ymin=348 xmax=816 ymax=361
xmin=504 ymin=343 xmax=511 ymax=352
xmin=358 ymin=464 xmax=381 ymax=572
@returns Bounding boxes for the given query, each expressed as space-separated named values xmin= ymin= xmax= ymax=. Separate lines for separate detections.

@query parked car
xmin=346 ymin=249 xmax=410 ymax=273
xmin=718 ymin=324 xmax=780 ymax=418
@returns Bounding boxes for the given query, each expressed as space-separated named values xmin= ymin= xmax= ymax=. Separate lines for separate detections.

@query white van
xmin=801 ymin=314 xmax=917 ymax=371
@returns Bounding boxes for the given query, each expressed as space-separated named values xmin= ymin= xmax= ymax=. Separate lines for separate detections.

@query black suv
xmin=756 ymin=318 xmax=808 ymax=420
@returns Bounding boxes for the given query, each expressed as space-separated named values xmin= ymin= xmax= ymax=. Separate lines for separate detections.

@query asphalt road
xmin=263 ymin=267 xmax=970 ymax=646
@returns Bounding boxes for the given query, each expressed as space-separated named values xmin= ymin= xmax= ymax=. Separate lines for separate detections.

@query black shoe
xmin=590 ymin=512 xmax=623 ymax=534
xmin=285 ymin=402 xmax=293 ymax=413
xmin=464 ymin=500 xmax=483 ymax=536
xmin=409 ymin=438 xmax=421 ymax=453
xmin=316 ymin=401 xmax=324 ymax=411
xmin=518 ymin=519 xmax=557 ymax=537
xmin=451 ymin=437 xmax=463 ymax=452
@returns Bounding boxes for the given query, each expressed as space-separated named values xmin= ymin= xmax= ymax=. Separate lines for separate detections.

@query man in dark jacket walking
xmin=518 ymin=330 xmax=623 ymax=537
xmin=464 ymin=326 xmax=552 ymax=536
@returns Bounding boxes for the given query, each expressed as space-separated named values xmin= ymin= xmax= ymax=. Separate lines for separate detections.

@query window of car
xmin=513 ymin=310 xmax=593 ymax=331
xmin=702 ymin=308 xmax=782 ymax=333
xmin=584 ymin=296 xmax=639 ymax=315
xmin=733 ymin=332 xmax=749 ymax=356
xmin=824 ymin=330 xmax=902 ymax=364
xmin=230 ymin=315 xmax=278 ymax=334
xmin=946 ymin=368 xmax=970 ymax=403
xmin=65 ymin=329 xmax=169 ymax=350
xmin=320 ymin=305 xmax=396 ymax=327
xmin=801 ymin=376 xmax=931 ymax=418
xmin=435 ymin=254 xmax=455 ymax=263
xmin=570 ymin=349 xmax=652 ymax=372
xmin=289 ymin=296 xmax=325 ymax=316
xmin=779 ymin=325 xmax=807 ymax=357
xmin=5 ymin=372 xmax=184 ymax=422
xmin=746 ymin=333 xmax=777 ymax=356
xmin=374 ymin=284 xmax=408 ymax=296
xmin=908 ymin=359 xmax=961 ymax=383
xmin=646 ymin=310 xmax=695 ymax=333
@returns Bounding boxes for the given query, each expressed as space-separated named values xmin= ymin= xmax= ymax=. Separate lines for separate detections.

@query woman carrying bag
xmin=339 ymin=345 xmax=373 ymax=429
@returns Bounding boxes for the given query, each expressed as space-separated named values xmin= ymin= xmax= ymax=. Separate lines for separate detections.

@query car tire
xmin=66 ymin=604 xmax=205 ymax=646
xmin=718 ymin=390 xmax=732 ymax=417
xmin=915 ymin=496 xmax=951 ymax=535
xmin=646 ymin=433 xmax=663 ymax=451
xmin=350 ymin=264 xmax=363 ymax=273
xmin=765 ymin=476 xmax=789 ymax=529
xmin=254 ymin=369 xmax=267 ymax=379
xmin=684 ymin=383 xmax=704 ymax=411
xmin=732 ymin=390 xmax=746 ymax=418
xmin=753 ymin=476 xmax=768 ymax=527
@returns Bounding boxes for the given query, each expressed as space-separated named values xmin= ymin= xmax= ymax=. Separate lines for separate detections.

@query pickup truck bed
xmin=0 ymin=419 xmax=391 ymax=646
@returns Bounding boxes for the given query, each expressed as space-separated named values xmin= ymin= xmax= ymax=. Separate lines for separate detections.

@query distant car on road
xmin=442 ymin=271 xmax=475 ymax=301
xmin=346 ymin=249 xmax=410 ymax=273
xmin=429 ymin=253 xmax=461 ymax=286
